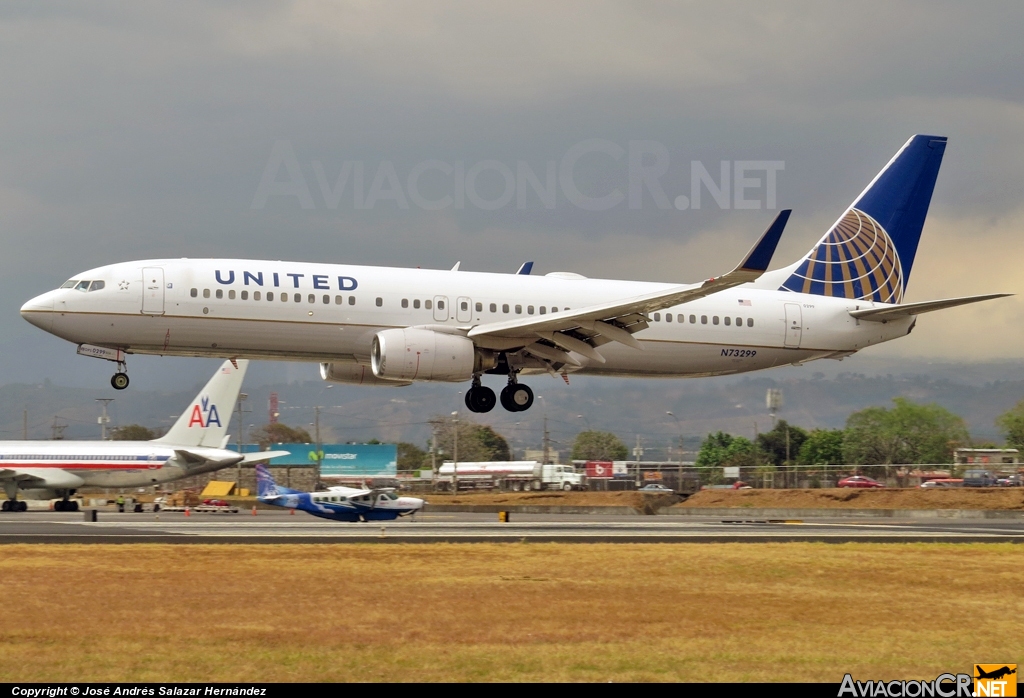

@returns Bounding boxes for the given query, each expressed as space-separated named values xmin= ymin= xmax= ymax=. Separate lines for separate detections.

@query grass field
xmin=1 ymin=543 xmax=1021 ymax=682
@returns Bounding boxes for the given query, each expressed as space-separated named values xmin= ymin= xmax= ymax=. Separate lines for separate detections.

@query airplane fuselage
xmin=21 ymin=258 xmax=914 ymax=379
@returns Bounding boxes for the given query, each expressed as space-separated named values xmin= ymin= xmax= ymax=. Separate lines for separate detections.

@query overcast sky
xmin=2 ymin=1 xmax=1024 ymax=389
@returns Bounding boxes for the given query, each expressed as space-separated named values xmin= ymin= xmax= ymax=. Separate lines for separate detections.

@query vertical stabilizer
xmin=777 ymin=135 xmax=947 ymax=301
xmin=154 ymin=360 xmax=248 ymax=447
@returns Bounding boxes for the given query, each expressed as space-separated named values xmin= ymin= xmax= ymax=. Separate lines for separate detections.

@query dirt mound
xmin=676 ymin=488 xmax=1024 ymax=510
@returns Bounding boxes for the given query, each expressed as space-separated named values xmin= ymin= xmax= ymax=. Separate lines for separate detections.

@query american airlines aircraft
xmin=0 ymin=359 xmax=285 ymax=512
xmin=20 ymin=135 xmax=1009 ymax=414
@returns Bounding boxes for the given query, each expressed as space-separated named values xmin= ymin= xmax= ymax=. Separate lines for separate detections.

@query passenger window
xmin=293 ymin=293 xmax=301 ymax=302
xmin=308 ymin=294 xmax=315 ymax=304
xmin=216 ymin=289 xmax=223 ymax=299
xmin=267 ymin=292 xmax=274 ymax=301
xmin=401 ymin=299 xmax=409 ymax=308
xmin=736 ymin=317 xmax=742 ymax=326
xmin=489 ymin=303 xmax=496 ymax=312
xmin=502 ymin=304 xmax=509 ymax=314
xmin=713 ymin=316 xmax=719 ymax=325
xmin=414 ymin=299 xmax=421 ymax=309
xmin=475 ymin=302 xmax=482 ymax=311
xmin=540 ymin=306 xmax=546 ymax=314
xmin=281 ymin=293 xmax=287 ymax=302
xmin=701 ymin=315 xmax=707 ymax=324
xmin=527 ymin=305 xmax=534 ymax=315
xmin=228 ymin=290 xmax=235 ymax=300
xmin=425 ymin=300 xmax=432 ymax=309
xmin=724 ymin=316 xmax=730 ymax=326
xmin=747 ymin=318 xmax=754 ymax=327
xmin=90 ymin=280 xmax=105 ymax=291
xmin=241 ymin=290 xmax=248 ymax=300
xmin=349 ymin=296 xmax=355 ymax=305
xmin=460 ymin=301 xmax=468 ymax=311
xmin=254 ymin=291 xmax=261 ymax=300
xmin=376 ymin=297 xmax=383 ymax=307
xmin=665 ymin=313 xmax=672 ymax=322
xmin=515 ymin=304 xmax=522 ymax=314
xmin=437 ymin=300 xmax=444 ymax=310
xmin=654 ymin=313 xmax=661 ymax=322
xmin=335 ymin=295 xmax=343 ymax=305
xmin=203 ymin=289 xmax=210 ymax=298
xmin=323 ymin=295 xmax=329 ymax=304
xmin=678 ymin=314 xmax=684 ymax=323
xmin=551 ymin=307 xmax=558 ymax=312
xmin=689 ymin=315 xmax=696 ymax=324
xmin=190 ymin=288 xmax=198 ymax=298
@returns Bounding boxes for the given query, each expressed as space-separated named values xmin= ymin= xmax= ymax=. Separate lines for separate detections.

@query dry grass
xmin=1 ymin=543 xmax=1022 ymax=682
xmin=679 ymin=487 xmax=1024 ymax=510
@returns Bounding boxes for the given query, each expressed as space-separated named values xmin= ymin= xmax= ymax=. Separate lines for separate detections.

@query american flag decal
xmin=738 ymin=299 xmax=752 ymax=306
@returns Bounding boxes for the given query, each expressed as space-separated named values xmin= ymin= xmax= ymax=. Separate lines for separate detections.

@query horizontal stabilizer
xmin=849 ymin=293 xmax=1012 ymax=322
xmin=241 ymin=450 xmax=290 ymax=463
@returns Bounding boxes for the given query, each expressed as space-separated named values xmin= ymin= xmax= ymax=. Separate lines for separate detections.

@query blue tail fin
xmin=779 ymin=135 xmax=947 ymax=302
xmin=255 ymin=463 xmax=300 ymax=498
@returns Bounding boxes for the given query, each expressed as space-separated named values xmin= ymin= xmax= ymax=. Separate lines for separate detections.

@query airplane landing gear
xmin=465 ymin=377 xmax=496 ymax=413
xmin=111 ymin=372 xmax=129 ymax=390
xmin=500 ymin=381 xmax=534 ymax=412
xmin=2 ymin=500 xmax=27 ymax=512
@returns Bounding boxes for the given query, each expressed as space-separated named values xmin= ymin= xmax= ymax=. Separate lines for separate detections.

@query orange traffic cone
xmin=290 ymin=508 xmax=295 ymax=515
xmin=251 ymin=505 xmax=257 ymax=516
xmin=184 ymin=507 xmax=190 ymax=517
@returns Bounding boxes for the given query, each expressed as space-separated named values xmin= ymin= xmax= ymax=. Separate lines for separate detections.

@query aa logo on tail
xmin=187 ymin=395 xmax=222 ymax=428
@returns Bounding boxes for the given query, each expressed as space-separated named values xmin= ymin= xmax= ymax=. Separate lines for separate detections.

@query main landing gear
xmin=465 ymin=374 xmax=535 ymax=413
xmin=1 ymin=500 xmax=28 ymax=512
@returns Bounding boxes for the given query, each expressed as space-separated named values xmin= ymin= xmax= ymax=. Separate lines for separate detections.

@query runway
xmin=2 ymin=510 xmax=1023 ymax=543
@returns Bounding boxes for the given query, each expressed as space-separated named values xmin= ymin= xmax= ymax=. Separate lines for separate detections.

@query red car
xmin=837 ymin=476 xmax=885 ymax=488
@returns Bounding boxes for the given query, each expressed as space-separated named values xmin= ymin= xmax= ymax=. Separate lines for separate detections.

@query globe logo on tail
xmin=780 ymin=208 xmax=904 ymax=303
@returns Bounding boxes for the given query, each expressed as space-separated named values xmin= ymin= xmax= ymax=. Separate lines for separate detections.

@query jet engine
xmin=371 ymin=328 xmax=495 ymax=382
xmin=320 ymin=362 xmax=412 ymax=387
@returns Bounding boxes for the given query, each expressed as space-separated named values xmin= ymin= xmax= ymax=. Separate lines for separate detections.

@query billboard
xmin=235 ymin=443 xmax=397 ymax=477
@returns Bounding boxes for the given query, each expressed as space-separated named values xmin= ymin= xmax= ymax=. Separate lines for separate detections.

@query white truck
xmin=437 ymin=461 xmax=586 ymax=491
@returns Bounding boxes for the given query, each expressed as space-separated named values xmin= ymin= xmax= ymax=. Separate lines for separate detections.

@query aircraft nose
xmin=20 ymin=292 xmax=55 ymax=332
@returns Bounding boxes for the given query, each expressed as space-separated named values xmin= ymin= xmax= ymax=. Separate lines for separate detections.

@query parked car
xmin=638 ymin=483 xmax=675 ymax=494
xmin=962 ymin=470 xmax=997 ymax=487
xmin=920 ymin=479 xmax=962 ymax=488
xmin=837 ymin=476 xmax=885 ymax=488
xmin=996 ymin=474 xmax=1023 ymax=487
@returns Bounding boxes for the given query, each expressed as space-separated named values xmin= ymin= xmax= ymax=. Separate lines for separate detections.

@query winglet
xmin=516 ymin=262 xmax=534 ymax=275
xmin=735 ymin=209 xmax=790 ymax=273
xmin=451 ymin=261 xmax=461 ymax=271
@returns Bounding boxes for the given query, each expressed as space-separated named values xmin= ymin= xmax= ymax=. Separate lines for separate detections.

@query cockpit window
xmin=61 ymin=280 xmax=78 ymax=289
xmin=89 ymin=280 xmax=105 ymax=292
xmin=75 ymin=281 xmax=91 ymax=291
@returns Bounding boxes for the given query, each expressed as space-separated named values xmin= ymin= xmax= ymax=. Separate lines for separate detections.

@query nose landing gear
xmin=111 ymin=371 xmax=130 ymax=390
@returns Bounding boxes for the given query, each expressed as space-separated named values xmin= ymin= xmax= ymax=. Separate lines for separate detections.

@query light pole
xmin=96 ymin=399 xmax=114 ymax=440
xmin=667 ymin=411 xmax=684 ymax=492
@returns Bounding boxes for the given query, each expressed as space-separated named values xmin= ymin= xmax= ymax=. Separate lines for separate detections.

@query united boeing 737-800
xmin=20 ymin=135 xmax=1010 ymax=413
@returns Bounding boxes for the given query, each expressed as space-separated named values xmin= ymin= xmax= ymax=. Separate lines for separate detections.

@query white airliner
xmin=20 ymin=135 xmax=1010 ymax=414
xmin=0 ymin=359 xmax=285 ymax=512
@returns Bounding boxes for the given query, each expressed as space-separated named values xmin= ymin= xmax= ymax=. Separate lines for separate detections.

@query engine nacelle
xmin=320 ymin=362 xmax=412 ymax=387
xmin=371 ymin=328 xmax=495 ymax=382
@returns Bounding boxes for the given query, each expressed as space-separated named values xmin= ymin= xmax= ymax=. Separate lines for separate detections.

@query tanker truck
xmin=436 ymin=461 xmax=586 ymax=492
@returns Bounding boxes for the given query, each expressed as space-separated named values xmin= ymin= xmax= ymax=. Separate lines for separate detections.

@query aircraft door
xmin=142 ymin=267 xmax=165 ymax=315
xmin=784 ymin=303 xmax=802 ymax=348
xmin=433 ymin=296 xmax=449 ymax=322
xmin=456 ymin=296 xmax=472 ymax=323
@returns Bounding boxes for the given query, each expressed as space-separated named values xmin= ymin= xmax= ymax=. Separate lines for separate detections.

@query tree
xmin=695 ymin=431 xmax=760 ymax=483
xmin=250 ymin=422 xmax=313 ymax=449
xmin=756 ymin=420 xmax=808 ymax=467
xmin=429 ymin=416 xmax=511 ymax=462
xmin=396 ymin=442 xmax=427 ymax=471
xmin=843 ymin=398 xmax=969 ymax=468
xmin=996 ymin=400 xmax=1024 ymax=450
xmin=110 ymin=424 xmax=157 ymax=441
xmin=798 ymin=429 xmax=845 ymax=465
xmin=571 ymin=430 xmax=628 ymax=461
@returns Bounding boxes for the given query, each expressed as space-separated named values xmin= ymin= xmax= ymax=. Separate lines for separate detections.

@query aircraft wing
xmin=0 ymin=468 xmax=83 ymax=489
xmin=848 ymin=293 xmax=1012 ymax=322
xmin=467 ymin=210 xmax=790 ymax=364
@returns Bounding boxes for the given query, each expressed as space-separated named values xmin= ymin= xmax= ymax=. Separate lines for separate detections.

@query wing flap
xmin=849 ymin=293 xmax=1011 ymax=322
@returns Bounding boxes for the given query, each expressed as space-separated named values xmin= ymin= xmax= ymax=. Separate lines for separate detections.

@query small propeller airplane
xmin=255 ymin=463 xmax=425 ymax=522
